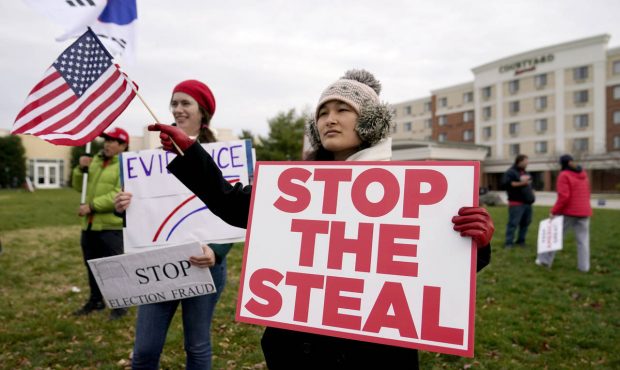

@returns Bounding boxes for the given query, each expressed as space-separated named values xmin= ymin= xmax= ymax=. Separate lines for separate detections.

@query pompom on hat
xmin=172 ymin=80 xmax=216 ymax=117
xmin=307 ymin=69 xmax=393 ymax=149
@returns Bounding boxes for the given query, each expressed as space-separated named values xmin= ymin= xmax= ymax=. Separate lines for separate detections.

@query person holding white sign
xmin=149 ymin=70 xmax=494 ymax=369
xmin=536 ymin=154 xmax=592 ymax=272
xmin=116 ymin=80 xmax=232 ymax=370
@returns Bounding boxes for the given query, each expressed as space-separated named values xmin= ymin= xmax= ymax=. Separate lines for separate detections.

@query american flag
xmin=12 ymin=28 xmax=137 ymax=146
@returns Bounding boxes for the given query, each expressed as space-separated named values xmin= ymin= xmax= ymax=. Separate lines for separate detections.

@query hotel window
xmin=424 ymin=118 xmax=433 ymax=128
xmin=614 ymin=111 xmax=620 ymax=124
xmin=404 ymin=122 xmax=412 ymax=131
xmin=535 ymin=73 xmax=547 ymax=89
xmin=509 ymin=122 xmax=520 ymax=136
xmin=574 ymin=90 xmax=589 ymax=104
xmin=614 ymin=135 xmax=620 ymax=149
xmin=424 ymin=101 xmax=432 ymax=112
xmin=573 ymin=138 xmax=589 ymax=152
xmin=463 ymin=130 xmax=474 ymax=141
xmin=463 ymin=92 xmax=473 ymax=103
xmin=509 ymin=101 xmax=520 ymax=114
xmin=614 ymin=85 xmax=620 ymax=100
xmin=535 ymin=118 xmax=548 ymax=133
xmin=614 ymin=61 xmax=620 ymax=75
xmin=438 ymin=133 xmax=447 ymax=142
xmin=483 ymin=106 xmax=492 ymax=120
xmin=391 ymin=123 xmax=398 ymax=133
xmin=483 ymin=126 xmax=492 ymax=139
xmin=463 ymin=110 xmax=474 ymax=122
xmin=438 ymin=115 xmax=448 ymax=126
xmin=405 ymin=106 xmax=412 ymax=115
xmin=486 ymin=147 xmax=492 ymax=158
xmin=573 ymin=66 xmax=589 ymax=81
xmin=391 ymin=108 xmax=397 ymax=117
xmin=535 ymin=96 xmax=547 ymax=111
xmin=438 ymin=97 xmax=448 ymax=108
xmin=508 ymin=80 xmax=519 ymax=94
xmin=509 ymin=144 xmax=520 ymax=156
xmin=535 ymin=141 xmax=548 ymax=154
xmin=482 ymin=86 xmax=492 ymax=100
xmin=574 ymin=114 xmax=589 ymax=129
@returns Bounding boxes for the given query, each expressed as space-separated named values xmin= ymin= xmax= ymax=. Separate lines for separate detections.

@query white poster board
xmin=120 ymin=140 xmax=253 ymax=254
xmin=87 ymin=242 xmax=215 ymax=309
xmin=237 ymin=161 xmax=480 ymax=357
xmin=537 ymin=216 xmax=564 ymax=254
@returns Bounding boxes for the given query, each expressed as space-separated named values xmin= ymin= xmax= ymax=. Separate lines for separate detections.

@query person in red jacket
xmin=536 ymin=154 xmax=592 ymax=272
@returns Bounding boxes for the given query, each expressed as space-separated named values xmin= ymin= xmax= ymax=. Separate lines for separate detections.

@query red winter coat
xmin=551 ymin=169 xmax=592 ymax=217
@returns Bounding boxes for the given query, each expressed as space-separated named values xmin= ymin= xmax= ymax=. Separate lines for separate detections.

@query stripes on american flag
xmin=12 ymin=28 xmax=136 ymax=146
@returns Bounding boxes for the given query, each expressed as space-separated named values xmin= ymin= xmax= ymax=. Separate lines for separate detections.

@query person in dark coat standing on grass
xmin=502 ymin=154 xmax=535 ymax=248
xmin=71 ymin=127 xmax=129 ymax=320
xmin=536 ymin=154 xmax=592 ymax=272
xmin=148 ymin=69 xmax=494 ymax=370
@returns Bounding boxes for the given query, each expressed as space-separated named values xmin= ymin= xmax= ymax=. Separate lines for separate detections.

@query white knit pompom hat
xmin=307 ymin=69 xmax=393 ymax=149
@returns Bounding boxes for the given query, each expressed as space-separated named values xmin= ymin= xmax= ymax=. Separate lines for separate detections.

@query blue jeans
xmin=132 ymin=258 xmax=227 ymax=370
xmin=505 ymin=204 xmax=532 ymax=246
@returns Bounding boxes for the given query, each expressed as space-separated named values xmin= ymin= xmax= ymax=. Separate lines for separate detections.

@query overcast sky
xmin=2 ymin=0 xmax=620 ymax=139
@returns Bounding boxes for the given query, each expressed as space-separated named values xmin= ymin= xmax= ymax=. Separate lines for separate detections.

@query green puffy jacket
xmin=72 ymin=152 xmax=123 ymax=231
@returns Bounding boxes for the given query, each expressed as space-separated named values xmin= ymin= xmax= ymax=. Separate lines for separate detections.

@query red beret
xmin=172 ymin=80 xmax=216 ymax=117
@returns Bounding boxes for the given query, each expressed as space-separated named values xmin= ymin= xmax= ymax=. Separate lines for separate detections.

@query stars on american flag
xmin=53 ymin=34 xmax=112 ymax=96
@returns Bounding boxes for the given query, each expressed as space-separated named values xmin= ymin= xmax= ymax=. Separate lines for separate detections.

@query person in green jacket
xmin=72 ymin=127 xmax=129 ymax=320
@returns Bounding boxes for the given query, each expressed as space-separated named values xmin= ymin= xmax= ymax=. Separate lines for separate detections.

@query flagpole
xmin=122 ymin=75 xmax=185 ymax=156
xmin=80 ymin=142 xmax=91 ymax=204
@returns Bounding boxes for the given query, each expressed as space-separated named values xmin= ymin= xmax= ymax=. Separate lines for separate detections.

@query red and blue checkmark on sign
xmin=151 ymin=176 xmax=240 ymax=242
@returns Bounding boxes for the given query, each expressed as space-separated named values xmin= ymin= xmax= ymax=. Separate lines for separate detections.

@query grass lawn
xmin=0 ymin=188 xmax=618 ymax=369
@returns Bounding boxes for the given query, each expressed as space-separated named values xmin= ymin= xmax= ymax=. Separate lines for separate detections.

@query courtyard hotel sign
xmin=499 ymin=54 xmax=555 ymax=75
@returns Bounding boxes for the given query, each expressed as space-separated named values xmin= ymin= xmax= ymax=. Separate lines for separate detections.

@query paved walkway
xmin=489 ymin=191 xmax=620 ymax=210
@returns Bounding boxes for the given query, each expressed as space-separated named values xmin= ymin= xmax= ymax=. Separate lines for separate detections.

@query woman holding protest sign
xmin=115 ymin=79 xmax=232 ymax=370
xmin=149 ymin=70 xmax=493 ymax=369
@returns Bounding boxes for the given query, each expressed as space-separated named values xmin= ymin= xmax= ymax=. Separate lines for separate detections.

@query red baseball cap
xmin=100 ymin=127 xmax=130 ymax=144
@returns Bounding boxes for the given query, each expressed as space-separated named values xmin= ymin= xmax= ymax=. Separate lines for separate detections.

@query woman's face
xmin=170 ymin=92 xmax=203 ymax=136
xmin=317 ymin=100 xmax=361 ymax=160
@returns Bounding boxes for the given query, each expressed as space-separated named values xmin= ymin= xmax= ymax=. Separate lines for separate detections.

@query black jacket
xmin=502 ymin=166 xmax=535 ymax=204
xmin=168 ymin=142 xmax=491 ymax=370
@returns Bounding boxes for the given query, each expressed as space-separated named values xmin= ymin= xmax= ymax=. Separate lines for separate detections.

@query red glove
xmin=147 ymin=123 xmax=195 ymax=155
xmin=452 ymin=207 xmax=494 ymax=248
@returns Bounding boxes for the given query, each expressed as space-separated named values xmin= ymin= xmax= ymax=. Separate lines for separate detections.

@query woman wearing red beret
xmin=116 ymin=80 xmax=231 ymax=370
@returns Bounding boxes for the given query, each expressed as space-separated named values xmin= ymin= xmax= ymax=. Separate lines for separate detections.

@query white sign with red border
xmin=236 ymin=161 xmax=480 ymax=357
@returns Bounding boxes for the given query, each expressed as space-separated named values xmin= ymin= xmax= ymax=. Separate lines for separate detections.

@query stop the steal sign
xmin=237 ymin=161 xmax=480 ymax=357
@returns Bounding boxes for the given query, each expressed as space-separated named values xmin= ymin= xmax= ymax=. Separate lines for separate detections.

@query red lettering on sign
xmin=314 ymin=168 xmax=352 ymax=214
xmin=290 ymin=219 xmax=330 ymax=267
xmin=403 ymin=169 xmax=448 ymax=218
xmin=363 ymin=281 xmax=418 ymax=339
xmin=245 ymin=268 xmax=284 ymax=318
xmin=421 ymin=286 xmax=464 ymax=345
xmin=351 ymin=168 xmax=400 ymax=217
xmin=327 ymin=221 xmax=373 ymax=273
xmin=285 ymin=272 xmax=325 ymax=323
xmin=377 ymin=224 xmax=420 ymax=277
xmin=273 ymin=168 xmax=312 ymax=213
xmin=322 ymin=276 xmax=364 ymax=330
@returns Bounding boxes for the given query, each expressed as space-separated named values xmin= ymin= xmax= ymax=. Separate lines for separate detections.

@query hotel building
xmin=392 ymin=34 xmax=620 ymax=192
